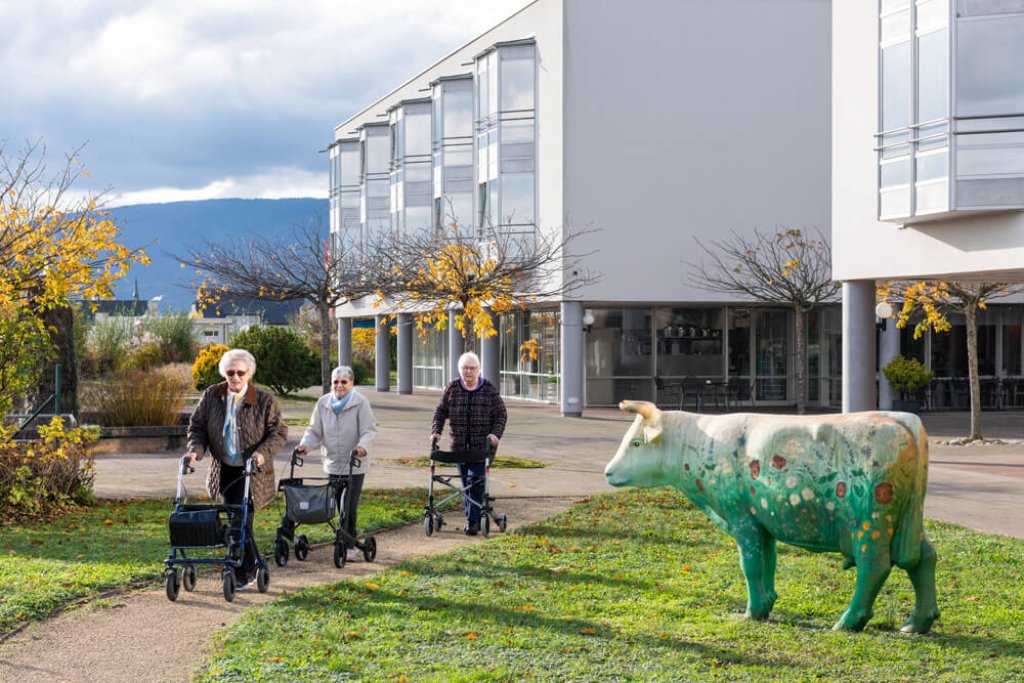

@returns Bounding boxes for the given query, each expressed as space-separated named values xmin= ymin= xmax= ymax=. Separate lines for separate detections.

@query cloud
xmin=109 ymin=166 xmax=328 ymax=206
xmin=0 ymin=0 xmax=533 ymax=203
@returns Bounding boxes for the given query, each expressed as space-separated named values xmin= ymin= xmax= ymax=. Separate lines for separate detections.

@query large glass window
xmin=956 ymin=14 xmax=1024 ymax=117
xmin=499 ymin=309 xmax=560 ymax=402
xmin=433 ymin=77 xmax=474 ymax=231
xmin=584 ymin=308 xmax=653 ymax=406
xmin=755 ymin=310 xmax=788 ymax=402
xmin=654 ymin=307 xmax=723 ymax=378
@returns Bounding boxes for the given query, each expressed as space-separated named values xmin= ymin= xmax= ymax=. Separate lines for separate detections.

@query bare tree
xmin=175 ymin=219 xmax=381 ymax=394
xmin=688 ymin=227 xmax=840 ymax=414
xmin=373 ymin=218 xmax=600 ymax=349
xmin=882 ymin=281 xmax=1024 ymax=441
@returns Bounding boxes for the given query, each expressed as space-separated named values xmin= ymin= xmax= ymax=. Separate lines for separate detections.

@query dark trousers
xmin=219 ymin=462 xmax=260 ymax=581
xmin=457 ymin=462 xmax=486 ymax=523
xmin=335 ymin=473 xmax=364 ymax=548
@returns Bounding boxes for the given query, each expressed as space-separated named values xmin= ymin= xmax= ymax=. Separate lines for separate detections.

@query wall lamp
xmin=582 ymin=309 xmax=595 ymax=333
xmin=875 ymin=301 xmax=893 ymax=332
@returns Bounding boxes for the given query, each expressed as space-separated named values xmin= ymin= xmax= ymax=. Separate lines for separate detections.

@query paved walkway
xmin=92 ymin=387 xmax=1024 ymax=539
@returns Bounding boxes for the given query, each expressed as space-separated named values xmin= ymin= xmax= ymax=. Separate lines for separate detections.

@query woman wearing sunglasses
xmin=295 ymin=365 xmax=377 ymax=562
xmin=185 ymin=348 xmax=288 ymax=588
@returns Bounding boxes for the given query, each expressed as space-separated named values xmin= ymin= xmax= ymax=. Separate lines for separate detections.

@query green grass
xmin=392 ymin=456 xmax=548 ymax=469
xmin=0 ymin=487 xmax=426 ymax=635
xmin=197 ymin=488 xmax=1024 ymax=682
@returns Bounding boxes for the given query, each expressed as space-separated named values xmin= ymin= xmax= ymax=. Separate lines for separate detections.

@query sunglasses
xmin=332 ymin=379 xmax=352 ymax=385
xmin=225 ymin=370 xmax=247 ymax=378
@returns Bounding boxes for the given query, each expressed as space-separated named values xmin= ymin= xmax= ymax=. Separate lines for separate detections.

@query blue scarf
xmin=222 ymin=391 xmax=244 ymax=462
xmin=331 ymin=392 xmax=352 ymax=415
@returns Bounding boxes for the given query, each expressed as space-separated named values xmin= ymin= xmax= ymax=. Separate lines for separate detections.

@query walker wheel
xmin=222 ymin=570 xmax=236 ymax=602
xmin=497 ymin=514 xmax=508 ymax=533
xmin=363 ymin=536 xmax=377 ymax=562
xmin=295 ymin=535 xmax=309 ymax=561
xmin=424 ymin=514 xmax=434 ymax=537
xmin=333 ymin=542 xmax=346 ymax=568
xmin=274 ymin=539 xmax=289 ymax=567
xmin=182 ymin=565 xmax=198 ymax=592
xmin=165 ymin=570 xmax=180 ymax=602
xmin=481 ymin=514 xmax=491 ymax=538
xmin=256 ymin=566 xmax=269 ymax=593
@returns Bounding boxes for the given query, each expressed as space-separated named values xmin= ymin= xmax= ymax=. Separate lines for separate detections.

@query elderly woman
xmin=296 ymin=365 xmax=377 ymax=562
xmin=430 ymin=351 xmax=507 ymax=535
xmin=185 ymin=348 xmax=288 ymax=588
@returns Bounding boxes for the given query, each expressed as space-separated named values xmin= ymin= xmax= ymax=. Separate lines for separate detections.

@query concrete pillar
xmin=337 ymin=317 xmax=353 ymax=367
xmin=878 ymin=315 xmax=900 ymax=410
xmin=375 ymin=314 xmax=391 ymax=392
xmin=448 ymin=310 xmax=464 ymax=381
xmin=560 ymin=301 xmax=585 ymax=417
xmin=397 ymin=313 xmax=413 ymax=395
xmin=481 ymin=308 xmax=500 ymax=388
xmin=842 ymin=280 xmax=877 ymax=412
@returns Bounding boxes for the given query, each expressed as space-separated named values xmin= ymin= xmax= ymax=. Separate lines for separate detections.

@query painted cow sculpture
xmin=605 ymin=401 xmax=939 ymax=632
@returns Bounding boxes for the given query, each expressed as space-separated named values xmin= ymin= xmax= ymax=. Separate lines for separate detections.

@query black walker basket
xmin=422 ymin=440 xmax=507 ymax=537
xmin=272 ymin=447 xmax=377 ymax=569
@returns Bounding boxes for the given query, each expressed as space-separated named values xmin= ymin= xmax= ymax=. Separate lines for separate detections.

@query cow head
xmin=605 ymin=400 xmax=666 ymax=488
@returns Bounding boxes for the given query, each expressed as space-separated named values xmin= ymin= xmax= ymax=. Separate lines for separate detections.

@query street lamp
xmin=875 ymin=301 xmax=893 ymax=332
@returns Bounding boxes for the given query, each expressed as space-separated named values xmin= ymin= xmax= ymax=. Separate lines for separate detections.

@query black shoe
xmin=464 ymin=521 xmax=479 ymax=536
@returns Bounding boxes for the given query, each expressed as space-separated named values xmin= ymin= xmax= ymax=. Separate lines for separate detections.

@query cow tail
xmin=893 ymin=417 xmax=928 ymax=569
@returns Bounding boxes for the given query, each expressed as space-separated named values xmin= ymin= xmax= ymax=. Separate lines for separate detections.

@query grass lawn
xmin=0 ymin=487 xmax=426 ymax=635
xmin=197 ymin=488 xmax=1024 ymax=682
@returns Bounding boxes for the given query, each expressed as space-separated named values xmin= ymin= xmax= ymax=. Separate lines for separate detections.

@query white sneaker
xmin=346 ymin=548 xmax=359 ymax=562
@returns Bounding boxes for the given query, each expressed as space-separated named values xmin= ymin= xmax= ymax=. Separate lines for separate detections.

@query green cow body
xmin=604 ymin=400 xmax=939 ymax=633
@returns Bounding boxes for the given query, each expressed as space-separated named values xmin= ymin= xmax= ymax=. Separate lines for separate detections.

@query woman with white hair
xmin=185 ymin=348 xmax=288 ymax=587
xmin=295 ymin=365 xmax=377 ymax=562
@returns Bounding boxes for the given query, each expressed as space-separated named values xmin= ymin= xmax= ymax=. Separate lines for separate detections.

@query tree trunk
xmin=36 ymin=305 xmax=78 ymax=415
xmin=794 ymin=306 xmax=806 ymax=415
xmin=318 ymin=301 xmax=332 ymax=395
xmin=965 ymin=305 xmax=983 ymax=441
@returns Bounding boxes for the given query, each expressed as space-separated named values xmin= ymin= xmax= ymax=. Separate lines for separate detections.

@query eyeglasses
xmin=460 ymin=366 xmax=480 ymax=372
xmin=332 ymin=379 xmax=351 ymax=385
xmin=225 ymin=370 xmax=247 ymax=378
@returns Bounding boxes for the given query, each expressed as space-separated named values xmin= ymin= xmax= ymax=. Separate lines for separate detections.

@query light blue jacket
xmin=299 ymin=389 xmax=377 ymax=475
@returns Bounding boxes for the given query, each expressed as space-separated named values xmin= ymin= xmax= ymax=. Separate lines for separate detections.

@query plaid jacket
xmin=431 ymin=378 xmax=507 ymax=454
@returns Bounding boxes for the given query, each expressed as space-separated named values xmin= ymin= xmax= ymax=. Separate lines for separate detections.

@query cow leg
xmin=734 ymin=521 xmax=776 ymax=620
xmin=834 ymin=538 xmax=891 ymax=631
xmin=899 ymin=537 xmax=940 ymax=634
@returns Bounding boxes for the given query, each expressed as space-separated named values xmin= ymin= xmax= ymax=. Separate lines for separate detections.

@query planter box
xmin=890 ymin=399 xmax=921 ymax=413
xmin=88 ymin=424 xmax=188 ymax=454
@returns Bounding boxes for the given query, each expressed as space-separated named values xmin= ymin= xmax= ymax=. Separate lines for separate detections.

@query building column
xmin=337 ymin=317 xmax=353 ymax=368
xmin=560 ymin=301 xmax=584 ymax=417
xmin=878 ymin=316 xmax=900 ymax=410
xmin=448 ymin=310 xmax=465 ymax=381
xmin=375 ymin=315 xmax=391 ymax=392
xmin=481 ymin=307 xmax=500 ymax=388
xmin=397 ymin=313 xmax=413 ymax=395
xmin=842 ymin=280 xmax=877 ymax=412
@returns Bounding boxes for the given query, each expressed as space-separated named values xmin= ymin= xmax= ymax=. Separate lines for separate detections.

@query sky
xmin=0 ymin=0 xmax=533 ymax=207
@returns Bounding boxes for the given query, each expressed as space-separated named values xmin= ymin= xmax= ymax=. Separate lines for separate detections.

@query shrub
xmin=193 ymin=344 xmax=229 ymax=390
xmin=79 ymin=366 xmax=190 ymax=427
xmin=0 ymin=417 xmax=100 ymax=520
xmin=121 ymin=341 xmax=166 ymax=371
xmin=882 ymin=355 xmax=934 ymax=399
xmin=229 ymin=325 xmax=319 ymax=395
xmin=144 ymin=313 xmax=195 ymax=363
xmin=351 ymin=357 xmax=372 ymax=386
xmin=85 ymin=317 xmax=132 ymax=375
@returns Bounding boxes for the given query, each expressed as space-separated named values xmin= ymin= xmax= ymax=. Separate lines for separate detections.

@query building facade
xmin=833 ymin=0 xmax=1024 ymax=411
xmin=332 ymin=0 xmax=834 ymax=413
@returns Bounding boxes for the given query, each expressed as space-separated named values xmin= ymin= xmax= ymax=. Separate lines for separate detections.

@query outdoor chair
xmin=654 ymin=376 xmax=683 ymax=410
xmin=725 ymin=376 xmax=754 ymax=411
xmin=680 ymin=376 xmax=704 ymax=412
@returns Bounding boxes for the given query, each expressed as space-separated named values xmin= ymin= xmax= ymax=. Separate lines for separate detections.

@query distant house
xmin=190 ymin=296 xmax=303 ymax=345
xmin=80 ymin=281 xmax=162 ymax=333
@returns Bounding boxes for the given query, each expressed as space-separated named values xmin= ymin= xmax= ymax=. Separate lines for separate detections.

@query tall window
xmin=475 ymin=41 xmax=536 ymax=240
xmin=432 ymin=76 xmax=474 ymax=231
xmin=390 ymin=100 xmax=432 ymax=234
xmin=361 ymin=123 xmax=391 ymax=239
xmin=877 ymin=0 xmax=1024 ymax=221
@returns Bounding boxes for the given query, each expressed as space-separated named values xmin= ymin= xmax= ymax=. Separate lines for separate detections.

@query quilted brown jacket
xmin=187 ymin=382 xmax=288 ymax=508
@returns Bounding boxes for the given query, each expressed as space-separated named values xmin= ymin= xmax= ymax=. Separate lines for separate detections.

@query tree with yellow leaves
xmin=374 ymin=218 xmax=599 ymax=351
xmin=878 ymin=281 xmax=1024 ymax=441
xmin=688 ymin=227 xmax=839 ymax=414
xmin=0 ymin=141 xmax=148 ymax=418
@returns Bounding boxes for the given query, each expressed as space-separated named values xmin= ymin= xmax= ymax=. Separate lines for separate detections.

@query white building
xmin=833 ymin=0 xmax=1024 ymax=411
xmin=332 ymin=0 xmax=833 ymax=414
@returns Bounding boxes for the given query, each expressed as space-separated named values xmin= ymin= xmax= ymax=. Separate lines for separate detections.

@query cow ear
xmin=643 ymin=423 xmax=663 ymax=442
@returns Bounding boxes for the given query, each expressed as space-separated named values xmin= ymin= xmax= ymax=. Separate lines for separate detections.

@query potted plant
xmin=882 ymin=355 xmax=934 ymax=412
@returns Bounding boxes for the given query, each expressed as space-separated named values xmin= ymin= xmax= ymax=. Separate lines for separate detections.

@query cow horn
xmin=619 ymin=400 xmax=660 ymax=422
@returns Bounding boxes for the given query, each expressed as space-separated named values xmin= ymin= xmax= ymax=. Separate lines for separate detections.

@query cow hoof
xmin=745 ymin=609 xmax=772 ymax=622
xmin=833 ymin=609 xmax=870 ymax=632
xmin=899 ymin=613 xmax=938 ymax=634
